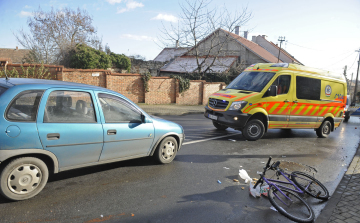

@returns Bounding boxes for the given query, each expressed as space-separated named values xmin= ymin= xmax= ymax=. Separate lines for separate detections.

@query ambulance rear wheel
xmin=316 ymin=120 xmax=331 ymax=138
xmin=213 ymin=121 xmax=228 ymax=130
xmin=242 ymin=119 xmax=265 ymax=141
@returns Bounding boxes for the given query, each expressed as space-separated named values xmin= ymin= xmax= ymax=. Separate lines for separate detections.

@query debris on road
xmin=270 ymin=206 xmax=278 ymax=212
xmin=217 ymin=180 xmax=222 ymax=184
xmin=241 ymin=187 xmax=245 ymax=190
xmin=233 ymin=179 xmax=239 ymax=182
xmin=282 ymin=155 xmax=286 ymax=157
xmin=101 ymin=215 xmax=103 ymax=218
xmin=239 ymin=169 xmax=252 ymax=183
xmin=223 ymin=167 xmax=230 ymax=170
xmin=261 ymin=162 xmax=265 ymax=164
xmin=228 ymin=139 xmax=236 ymax=142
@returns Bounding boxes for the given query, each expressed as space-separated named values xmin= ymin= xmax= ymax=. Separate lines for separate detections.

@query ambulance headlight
xmin=229 ymin=101 xmax=248 ymax=110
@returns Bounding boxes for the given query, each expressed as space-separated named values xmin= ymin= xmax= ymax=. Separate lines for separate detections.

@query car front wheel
xmin=154 ymin=137 xmax=178 ymax=164
xmin=242 ymin=119 xmax=265 ymax=141
xmin=0 ymin=157 xmax=49 ymax=201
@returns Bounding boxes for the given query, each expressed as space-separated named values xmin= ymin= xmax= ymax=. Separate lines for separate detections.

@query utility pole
xmin=277 ymin=36 xmax=286 ymax=63
xmin=343 ymin=65 xmax=349 ymax=91
xmin=352 ymin=48 xmax=360 ymax=104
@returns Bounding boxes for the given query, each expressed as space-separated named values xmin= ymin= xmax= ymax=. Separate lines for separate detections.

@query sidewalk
xmin=316 ymin=147 xmax=360 ymax=223
xmin=137 ymin=103 xmax=205 ymax=116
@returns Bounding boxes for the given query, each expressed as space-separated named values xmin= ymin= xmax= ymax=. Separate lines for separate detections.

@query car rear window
xmin=0 ymin=86 xmax=7 ymax=96
xmin=6 ymin=90 xmax=44 ymax=122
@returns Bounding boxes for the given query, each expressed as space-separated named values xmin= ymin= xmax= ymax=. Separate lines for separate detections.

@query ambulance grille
xmin=208 ymin=98 xmax=229 ymax=109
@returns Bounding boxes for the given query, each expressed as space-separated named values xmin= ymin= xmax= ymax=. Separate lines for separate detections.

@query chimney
xmin=16 ymin=46 xmax=18 ymax=50
xmin=252 ymin=36 xmax=257 ymax=42
xmin=244 ymin=31 xmax=248 ymax=39
xmin=235 ymin=26 xmax=240 ymax=35
xmin=261 ymin=35 xmax=267 ymax=39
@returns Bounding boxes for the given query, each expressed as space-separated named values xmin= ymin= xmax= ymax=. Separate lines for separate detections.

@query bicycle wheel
xmin=268 ymin=185 xmax=315 ymax=223
xmin=291 ymin=171 xmax=329 ymax=200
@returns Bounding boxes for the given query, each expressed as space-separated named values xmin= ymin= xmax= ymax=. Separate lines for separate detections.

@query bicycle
xmin=253 ymin=157 xmax=329 ymax=223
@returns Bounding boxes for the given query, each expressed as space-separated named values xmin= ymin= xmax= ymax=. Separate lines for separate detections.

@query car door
xmin=37 ymin=89 xmax=104 ymax=169
xmin=264 ymin=74 xmax=293 ymax=128
xmin=96 ymin=93 xmax=154 ymax=161
xmin=288 ymin=76 xmax=321 ymax=128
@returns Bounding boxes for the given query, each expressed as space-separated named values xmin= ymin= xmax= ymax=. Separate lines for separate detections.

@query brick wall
xmin=106 ymin=73 xmax=145 ymax=103
xmin=6 ymin=63 xmax=63 ymax=80
xmin=62 ymin=69 xmax=108 ymax=88
xmin=145 ymin=77 xmax=176 ymax=104
xmin=177 ymin=80 xmax=205 ymax=105
xmin=202 ymin=82 xmax=226 ymax=105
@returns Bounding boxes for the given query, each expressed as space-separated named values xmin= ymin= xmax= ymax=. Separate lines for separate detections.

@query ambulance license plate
xmin=208 ymin=114 xmax=218 ymax=120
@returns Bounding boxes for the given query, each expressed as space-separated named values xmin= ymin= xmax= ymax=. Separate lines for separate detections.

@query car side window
xmin=296 ymin=76 xmax=321 ymax=100
xmin=98 ymin=93 xmax=142 ymax=123
xmin=272 ymin=75 xmax=291 ymax=95
xmin=44 ymin=91 xmax=96 ymax=123
xmin=6 ymin=90 xmax=44 ymax=122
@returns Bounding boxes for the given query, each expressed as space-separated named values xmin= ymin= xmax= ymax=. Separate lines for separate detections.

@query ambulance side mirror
xmin=268 ymin=85 xmax=277 ymax=97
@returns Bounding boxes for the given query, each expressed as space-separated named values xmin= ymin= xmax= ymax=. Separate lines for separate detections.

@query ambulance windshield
xmin=227 ymin=71 xmax=275 ymax=92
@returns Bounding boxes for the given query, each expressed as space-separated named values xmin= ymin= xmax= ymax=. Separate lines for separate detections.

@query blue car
xmin=0 ymin=78 xmax=184 ymax=201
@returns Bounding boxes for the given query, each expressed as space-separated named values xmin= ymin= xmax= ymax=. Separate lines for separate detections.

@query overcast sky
xmin=0 ymin=0 xmax=359 ymax=77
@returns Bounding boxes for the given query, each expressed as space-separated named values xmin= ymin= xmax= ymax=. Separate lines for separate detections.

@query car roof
xmin=0 ymin=78 xmax=108 ymax=91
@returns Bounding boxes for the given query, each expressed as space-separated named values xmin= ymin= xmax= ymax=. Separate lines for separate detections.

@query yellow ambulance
xmin=204 ymin=63 xmax=347 ymax=141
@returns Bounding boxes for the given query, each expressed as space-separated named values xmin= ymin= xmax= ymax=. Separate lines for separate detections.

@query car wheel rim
xmin=7 ymin=164 xmax=42 ymax=195
xmin=323 ymin=124 xmax=330 ymax=134
xmin=161 ymin=141 xmax=175 ymax=160
xmin=248 ymin=124 xmax=260 ymax=137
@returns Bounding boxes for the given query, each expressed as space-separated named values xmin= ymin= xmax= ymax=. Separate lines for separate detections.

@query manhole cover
xmin=279 ymin=160 xmax=317 ymax=173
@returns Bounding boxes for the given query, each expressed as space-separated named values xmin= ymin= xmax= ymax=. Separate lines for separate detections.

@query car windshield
xmin=227 ymin=71 xmax=276 ymax=92
xmin=0 ymin=86 xmax=7 ymax=96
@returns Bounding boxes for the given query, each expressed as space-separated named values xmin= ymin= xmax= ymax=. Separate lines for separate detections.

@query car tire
xmin=242 ymin=119 xmax=265 ymax=141
xmin=316 ymin=120 xmax=331 ymax=138
xmin=154 ymin=137 xmax=178 ymax=164
xmin=212 ymin=121 xmax=228 ymax=130
xmin=0 ymin=157 xmax=49 ymax=201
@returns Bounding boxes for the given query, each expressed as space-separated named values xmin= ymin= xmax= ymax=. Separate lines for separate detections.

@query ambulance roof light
xmin=270 ymin=63 xmax=289 ymax=68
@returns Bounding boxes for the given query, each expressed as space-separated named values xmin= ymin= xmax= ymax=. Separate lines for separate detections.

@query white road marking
xmin=183 ymin=133 xmax=242 ymax=145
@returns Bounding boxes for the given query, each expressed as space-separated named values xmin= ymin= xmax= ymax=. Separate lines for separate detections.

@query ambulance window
xmin=296 ymin=76 xmax=321 ymax=100
xmin=271 ymin=75 xmax=291 ymax=95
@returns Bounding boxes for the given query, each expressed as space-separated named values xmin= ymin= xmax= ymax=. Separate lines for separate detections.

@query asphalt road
xmin=0 ymin=114 xmax=359 ymax=223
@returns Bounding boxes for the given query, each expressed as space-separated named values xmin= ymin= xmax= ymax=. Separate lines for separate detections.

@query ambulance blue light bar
xmin=270 ymin=63 xmax=289 ymax=68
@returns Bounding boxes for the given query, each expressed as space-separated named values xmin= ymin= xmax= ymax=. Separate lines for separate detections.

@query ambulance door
xmin=264 ymin=74 xmax=293 ymax=129
xmin=289 ymin=76 xmax=320 ymax=128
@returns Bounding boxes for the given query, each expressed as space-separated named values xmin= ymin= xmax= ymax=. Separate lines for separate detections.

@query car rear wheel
xmin=0 ymin=157 xmax=49 ymax=201
xmin=212 ymin=121 xmax=228 ymax=130
xmin=154 ymin=137 xmax=178 ymax=164
xmin=316 ymin=120 xmax=331 ymax=138
xmin=242 ymin=119 xmax=265 ymax=141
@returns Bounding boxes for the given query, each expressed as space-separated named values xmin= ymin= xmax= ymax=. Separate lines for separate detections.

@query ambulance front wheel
xmin=242 ymin=119 xmax=265 ymax=141
xmin=213 ymin=121 xmax=228 ymax=130
xmin=316 ymin=120 xmax=331 ymax=138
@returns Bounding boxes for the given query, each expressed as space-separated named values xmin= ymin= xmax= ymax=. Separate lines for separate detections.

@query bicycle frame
xmin=261 ymin=170 xmax=311 ymax=206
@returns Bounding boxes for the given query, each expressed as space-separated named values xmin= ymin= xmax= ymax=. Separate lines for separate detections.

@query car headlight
xmin=229 ymin=101 xmax=248 ymax=110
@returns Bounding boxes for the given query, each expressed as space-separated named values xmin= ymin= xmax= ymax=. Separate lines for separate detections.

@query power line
xmin=325 ymin=51 xmax=356 ymax=68
xmin=285 ymin=41 xmax=323 ymax=51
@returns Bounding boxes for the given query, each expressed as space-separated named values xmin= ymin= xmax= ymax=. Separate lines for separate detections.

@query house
xmin=0 ymin=46 xmax=30 ymax=64
xmin=251 ymin=35 xmax=303 ymax=65
xmin=158 ymin=28 xmax=287 ymax=76
xmin=153 ymin=47 xmax=190 ymax=63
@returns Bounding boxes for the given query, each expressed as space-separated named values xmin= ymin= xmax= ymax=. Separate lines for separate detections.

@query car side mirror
xmin=268 ymin=85 xmax=277 ymax=97
xmin=142 ymin=114 xmax=152 ymax=123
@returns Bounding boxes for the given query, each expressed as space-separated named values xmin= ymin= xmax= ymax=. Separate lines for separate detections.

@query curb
xmin=316 ymin=146 xmax=360 ymax=222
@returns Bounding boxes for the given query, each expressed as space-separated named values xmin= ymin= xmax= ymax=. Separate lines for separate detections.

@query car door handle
xmin=284 ymin=100 xmax=289 ymax=103
xmin=47 ymin=133 xmax=60 ymax=140
xmin=293 ymin=100 xmax=298 ymax=103
xmin=107 ymin=129 xmax=117 ymax=135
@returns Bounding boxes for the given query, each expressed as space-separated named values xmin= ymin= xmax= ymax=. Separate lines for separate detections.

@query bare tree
xmin=14 ymin=7 xmax=102 ymax=66
xmin=158 ymin=0 xmax=252 ymax=79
